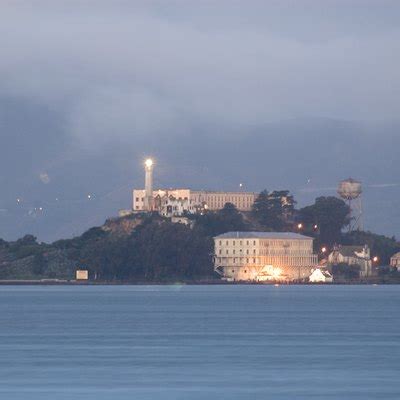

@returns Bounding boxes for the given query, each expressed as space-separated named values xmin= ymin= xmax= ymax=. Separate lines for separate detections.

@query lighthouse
xmin=143 ymin=158 xmax=154 ymax=211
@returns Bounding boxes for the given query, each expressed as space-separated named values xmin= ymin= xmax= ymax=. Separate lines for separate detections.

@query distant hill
xmin=0 ymin=96 xmax=399 ymax=241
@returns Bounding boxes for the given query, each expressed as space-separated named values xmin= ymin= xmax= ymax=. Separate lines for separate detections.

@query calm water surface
xmin=0 ymin=285 xmax=399 ymax=399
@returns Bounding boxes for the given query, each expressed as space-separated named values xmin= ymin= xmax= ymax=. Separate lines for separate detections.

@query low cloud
xmin=0 ymin=1 xmax=399 ymax=148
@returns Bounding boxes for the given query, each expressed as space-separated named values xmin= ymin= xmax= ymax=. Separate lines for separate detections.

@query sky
xmin=0 ymin=0 xmax=399 ymax=242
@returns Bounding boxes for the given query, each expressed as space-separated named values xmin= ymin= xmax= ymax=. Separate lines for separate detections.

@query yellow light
xmin=321 ymin=247 xmax=327 ymax=253
xmin=145 ymin=158 xmax=153 ymax=168
xmin=373 ymin=256 xmax=378 ymax=262
xmin=272 ymin=267 xmax=282 ymax=278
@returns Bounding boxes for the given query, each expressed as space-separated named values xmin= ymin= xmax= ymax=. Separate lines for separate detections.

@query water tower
xmin=337 ymin=178 xmax=363 ymax=231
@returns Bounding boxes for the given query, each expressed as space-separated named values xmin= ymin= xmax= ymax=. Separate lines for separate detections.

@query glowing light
xmin=145 ymin=158 xmax=153 ymax=168
xmin=297 ymin=223 xmax=303 ymax=229
xmin=321 ymin=247 xmax=327 ymax=253
xmin=16 ymin=198 xmax=21 ymax=203
xmin=271 ymin=267 xmax=282 ymax=279
xmin=239 ymin=183 xmax=243 ymax=188
xmin=373 ymin=256 xmax=379 ymax=263
xmin=314 ymin=224 xmax=318 ymax=229
xmin=87 ymin=194 xmax=92 ymax=200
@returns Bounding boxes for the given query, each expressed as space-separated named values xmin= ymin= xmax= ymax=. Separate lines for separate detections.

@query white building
xmin=133 ymin=189 xmax=257 ymax=214
xmin=213 ymin=232 xmax=318 ymax=282
xmin=390 ymin=252 xmax=400 ymax=269
xmin=327 ymin=245 xmax=372 ymax=277
xmin=309 ymin=268 xmax=333 ymax=283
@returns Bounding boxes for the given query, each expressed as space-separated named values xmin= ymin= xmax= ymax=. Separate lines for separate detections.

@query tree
xmin=194 ymin=203 xmax=247 ymax=237
xmin=32 ymin=252 xmax=46 ymax=275
xmin=331 ymin=263 xmax=361 ymax=280
xmin=251 ymin=190 xmax=295 ymax=230
xmin=299 ymin=196 xmax=351 ymax=246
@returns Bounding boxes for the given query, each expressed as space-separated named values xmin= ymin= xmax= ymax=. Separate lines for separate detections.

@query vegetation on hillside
xmin=0 ymin=190 xmax=398 ymax=281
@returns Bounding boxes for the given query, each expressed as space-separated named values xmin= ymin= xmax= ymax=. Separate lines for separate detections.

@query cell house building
xmin=213 ymin=232 xmax=318 ymax=282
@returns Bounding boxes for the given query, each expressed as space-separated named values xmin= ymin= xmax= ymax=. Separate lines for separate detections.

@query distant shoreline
xmin=0 ymin=279 xmax=398 ymax=285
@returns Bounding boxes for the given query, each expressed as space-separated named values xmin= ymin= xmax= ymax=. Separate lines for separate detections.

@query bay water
xmin=0 ymin=285 xmax=399 ymax=399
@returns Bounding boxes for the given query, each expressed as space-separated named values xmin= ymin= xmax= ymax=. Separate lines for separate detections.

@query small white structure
xmin=390 ymin=252 xmax=400 ymax=270
xmin=309 ymin=268 xmax=333 ymax=283
xmin=171 ymin=216 xmax=194 ymax=228
xmin=76 ymin=270 xmax=89 ymax=280
xmin=118 ymin=209 xmax=133 ymax=217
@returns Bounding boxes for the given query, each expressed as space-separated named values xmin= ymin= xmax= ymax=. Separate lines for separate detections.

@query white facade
xmin=133 ymin=189 xmax=257 ymax=214
xmin=390 ymin=252 xmax=400 ymax=268
xmin=214 ymin=232 xmax=318 ymax=282
xmin=191 ymin=191 xmax=256 ymax=211
xmin=328 ymin=245 xmax=372 ymax=277
xmin=309 ymin=268 xmax=333 ymax=283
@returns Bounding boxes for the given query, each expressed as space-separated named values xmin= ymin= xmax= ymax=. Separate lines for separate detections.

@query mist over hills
xmin=0 ymin=97 xmax=399 ymax=242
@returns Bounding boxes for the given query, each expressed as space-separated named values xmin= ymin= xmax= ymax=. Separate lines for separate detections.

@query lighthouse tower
xmin=143 ymin=158 xmax=154 ymax=211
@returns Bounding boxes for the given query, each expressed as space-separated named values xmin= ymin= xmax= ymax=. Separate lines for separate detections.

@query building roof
xmin=214 ymin=231 xmax=313 ymax=240
xmin=391 ymin=252 xmax=400 ymax=259
xmin=334 ymin=245 xmax=366 ymax=257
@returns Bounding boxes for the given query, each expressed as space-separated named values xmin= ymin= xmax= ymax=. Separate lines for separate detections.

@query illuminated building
xmin=213 ymin=232 xmax=318 ymax=282
xmin=132 ymin=189 xmax=256 ymax=214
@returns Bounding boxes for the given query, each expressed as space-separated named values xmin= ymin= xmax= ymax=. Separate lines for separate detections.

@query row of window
xmin=218 ymin=240 xmax=257 ymax=246
xmin=216 ymin=258 xmax=256 ymax=264
xmin=219 ymin=249 xmax=257 ymax=255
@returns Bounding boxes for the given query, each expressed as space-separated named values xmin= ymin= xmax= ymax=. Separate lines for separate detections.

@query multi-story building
xmin=190 ymin=191 xmax=256 ymax=211
xmin=213 ymin=232 xmax=318 ymax=282
xmin=132 ymin=189 xmax=257 ymax=214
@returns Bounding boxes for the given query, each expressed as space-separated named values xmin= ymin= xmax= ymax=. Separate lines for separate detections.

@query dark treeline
xmin=0 ymin=190 xmax=399 ymax=281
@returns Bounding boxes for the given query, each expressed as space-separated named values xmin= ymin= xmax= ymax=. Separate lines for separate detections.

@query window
xmin=246 ymin=249 xmax=249 ymax=255
xmin=135 ymin=197 xmax=139 ymax=202
xmin=219 ymin=250 xmax=222 ymax=255
xmin=246 ymin=240 xmax=249 ymax=245
xmin=226 ymin=250 xmax=229 ymax=255
xmin=233 ymin=241 xmax=235 ymax=246
xmin=219 ymin=241 xmax=222 ymax=245
xmin=233 ymin=250 xmax=235 ymax=254
xmin=253 ymin=241 xmax=256 ymax=245
xmin=253 ymin=258 xmax=256 ymax=263
xmin=253 ymin=249 xmax=256 ymax=254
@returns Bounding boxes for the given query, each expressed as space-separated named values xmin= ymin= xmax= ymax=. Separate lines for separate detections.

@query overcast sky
xmin=0 ymin=1 xmax=399 ymax=241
